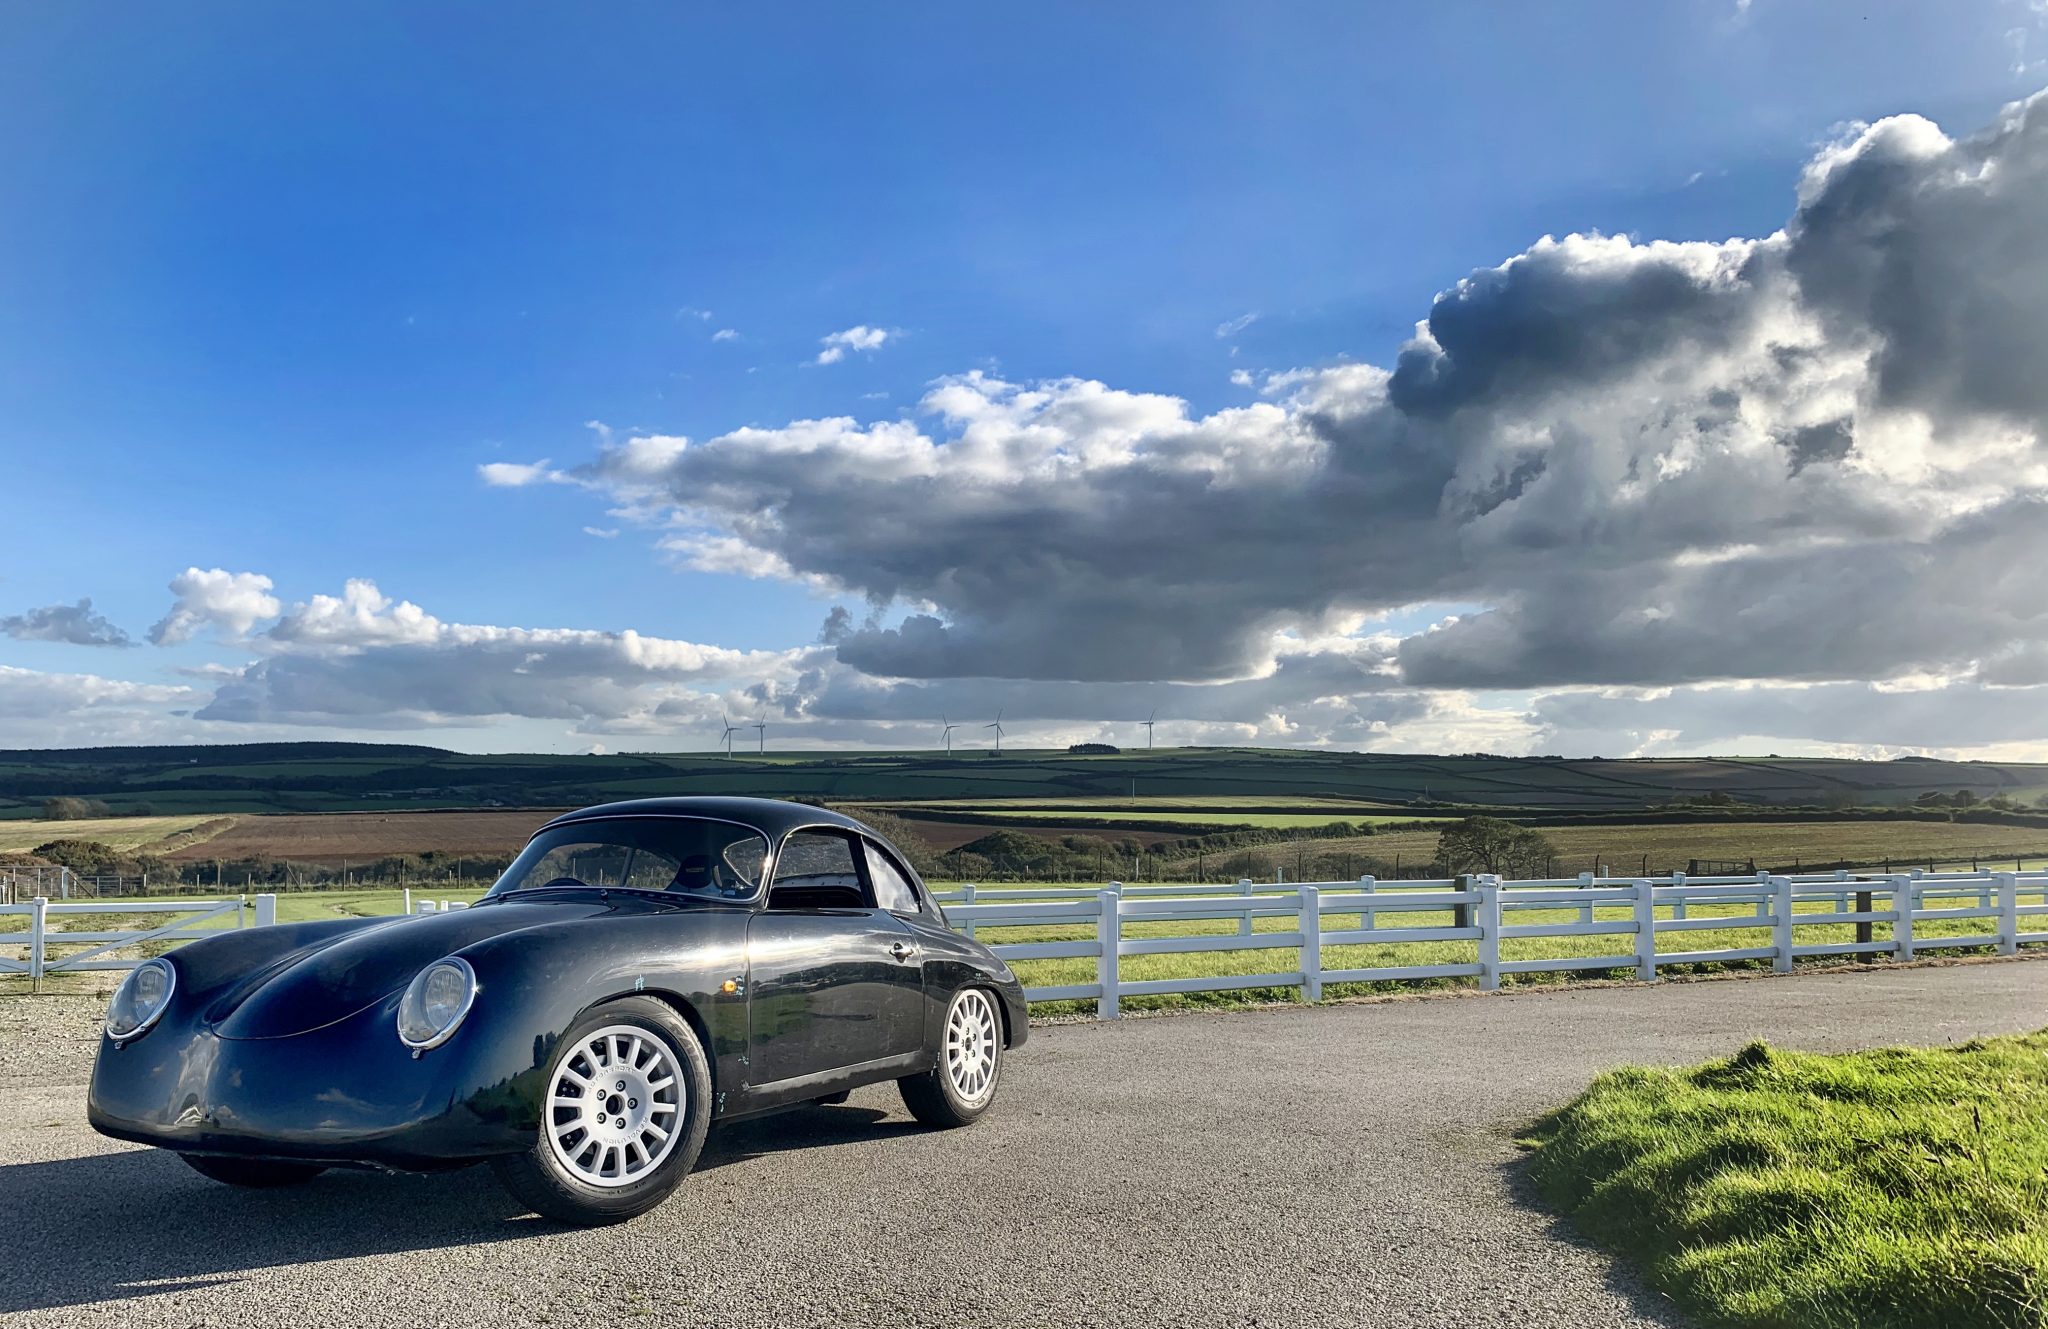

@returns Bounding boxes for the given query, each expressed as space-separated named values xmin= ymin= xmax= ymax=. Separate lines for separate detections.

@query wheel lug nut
xmin=615 ymin=1080 xmax=626 ymax=1091
xmin=628 ymin=1098 xmax=637 ymax=1108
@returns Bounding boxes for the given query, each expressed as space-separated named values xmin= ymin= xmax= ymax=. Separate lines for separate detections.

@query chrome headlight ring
xmin=396 ymin=955 xmax=478 ymax=1052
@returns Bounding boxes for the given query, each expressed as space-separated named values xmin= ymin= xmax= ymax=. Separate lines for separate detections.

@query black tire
xmin=899 ymin=986 xmax=1004 ymax=1128
xmin=812 ymin=1090 xmax=851 ymax=1106
xmin=181 ymin=1155 xmax=327 ymax=1188
xmin=489 ymin=996 xmax=712 ymax=1226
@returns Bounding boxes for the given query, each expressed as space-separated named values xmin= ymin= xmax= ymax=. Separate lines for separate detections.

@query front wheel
xmin=899 ymin=987 xmax=1004 ymax=1128
xmin=490 ymin=996 xmax=712 ymax=1225
xmin=181 ymin=1155 xmax=327 ymax=1188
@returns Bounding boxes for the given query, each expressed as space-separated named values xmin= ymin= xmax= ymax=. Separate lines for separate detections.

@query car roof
xmin=536 ymin=796 xmax=871 ymax=841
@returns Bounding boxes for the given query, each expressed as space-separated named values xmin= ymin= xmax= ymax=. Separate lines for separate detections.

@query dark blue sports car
xmin=88 ymin=797 xmax=1027 ymax=1224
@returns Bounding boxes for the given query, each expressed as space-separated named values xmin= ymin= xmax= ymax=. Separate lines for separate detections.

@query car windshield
xmin=488 ymin=817 xmax=769 ymax=901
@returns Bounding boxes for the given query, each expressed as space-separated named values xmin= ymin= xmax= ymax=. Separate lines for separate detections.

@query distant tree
xmin=1953 ymin=789 xmax=1980 ymax=808
xmin=39 ymin=796 xmax=109 ymax=820
xmin=1435 ymin=817 xmax=1557 ymax=879
xmin=1703 ymin=791 xmax=1737 ymax=808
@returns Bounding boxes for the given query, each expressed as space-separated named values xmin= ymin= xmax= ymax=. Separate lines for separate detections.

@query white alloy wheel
xmin=545 ymin=1024 xmax=685 ymax=1188
xmin=944 ymin=989 xmax=1000 ymax=1106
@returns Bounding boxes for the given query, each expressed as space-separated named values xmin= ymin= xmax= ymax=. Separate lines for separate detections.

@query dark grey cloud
xmin=0 ymin=599 xmax=133 ymax=647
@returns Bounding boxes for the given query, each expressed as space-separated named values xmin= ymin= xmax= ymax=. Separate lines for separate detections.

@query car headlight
xmin=396 ymin=956 xmax=477 ymax=1050
xmin=105 ymin=958 xmax=176 ymax=1041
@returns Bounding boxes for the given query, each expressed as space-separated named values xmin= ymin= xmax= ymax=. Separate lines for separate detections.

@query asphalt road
xmin=5 ymin=958 xmax=2046 ymax=1328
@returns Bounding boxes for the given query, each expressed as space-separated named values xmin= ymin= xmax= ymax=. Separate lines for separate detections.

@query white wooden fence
xmin=9 ymin=872 xmax=2044 ymax=1016
xmin=933 ymin=869 xmax=2048 ymax=1018
xmin=0 ymin=896 xmax=272 ymax=981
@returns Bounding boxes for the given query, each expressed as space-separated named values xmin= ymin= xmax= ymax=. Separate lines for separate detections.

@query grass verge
xmin=1522 ymin=1035 xmax=2048 ymax=1328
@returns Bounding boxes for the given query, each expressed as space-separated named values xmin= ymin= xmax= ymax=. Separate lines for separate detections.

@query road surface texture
xmin=4 ymin=957 xmax=2045 ymax=1328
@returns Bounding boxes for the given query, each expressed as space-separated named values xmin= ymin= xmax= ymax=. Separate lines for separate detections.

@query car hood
xmin=209 ymin=898 xmax=618 ymax=1040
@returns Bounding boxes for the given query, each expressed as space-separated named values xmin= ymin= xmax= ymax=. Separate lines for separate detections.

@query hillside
xmin=1 ymin=742 xmax=2043 ymax=818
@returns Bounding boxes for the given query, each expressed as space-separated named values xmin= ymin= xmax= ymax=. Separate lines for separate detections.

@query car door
xmin=743 ymin=827 xmax=926 ymax=1096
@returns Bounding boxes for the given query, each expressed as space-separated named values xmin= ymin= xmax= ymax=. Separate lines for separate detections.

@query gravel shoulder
xmin=3 ymin=958 xmax=2045 ymax=1328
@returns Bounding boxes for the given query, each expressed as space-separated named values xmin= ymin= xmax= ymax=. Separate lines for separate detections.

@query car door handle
xmin=890 ymin=941 xmax=916 ymax=961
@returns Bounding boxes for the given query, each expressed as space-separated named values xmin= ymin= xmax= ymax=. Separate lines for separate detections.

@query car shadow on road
xmin=0 ymin=1104 xmax=922 ymax=1314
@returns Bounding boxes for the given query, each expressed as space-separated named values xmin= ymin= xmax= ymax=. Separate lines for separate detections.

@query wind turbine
xmin=751 ymin=714 xmax=767 ymax=755
xmin=984 ymin=709 xmax=1004 ymax=756
xmin=719 ymin=715 xmax=740 ymax=758
xmin=1141 ymin=708 xmax=1157 ymax=750
xmin=940 ymin=714 xmax=961 ymax=755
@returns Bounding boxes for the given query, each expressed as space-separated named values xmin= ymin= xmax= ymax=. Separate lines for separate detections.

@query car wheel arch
xmin=583 ymin=988 xmax=719 ymax=1099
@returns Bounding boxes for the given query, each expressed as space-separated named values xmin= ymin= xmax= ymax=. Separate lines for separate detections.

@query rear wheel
xmin=899 ymin=987 xmax=1003 ymax=1128
xmin=181 ymin=1155 xmax=327 ymax=1188
xmin=490 ymin=996 xmax=711 ymax=1225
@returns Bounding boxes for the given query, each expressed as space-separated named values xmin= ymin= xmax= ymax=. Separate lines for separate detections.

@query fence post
xmin=1997 ymin=872 xmax=2019 ymax=956
xmin=1095 ymin=889 xmax=1121 ymax=1020
xmin=1754 ymin=871 xmax=1770 ymax=920
xmin=1855 ymin=886 xmax=1874 ymax=962
xmin=1632 ymin=879 xmax=1656 ymax=982
xmin=1670 ymin=871 xmax=1687 ymax=921
xmin=1299 ymin=886 xmax=1322 ymax=1002
xmin=28 ymin=897 xmax=48 ymax=987
xmin=1238 ymin=878 xmax=1254 ymax=936
xmin=255 ymin=893 xmax=277 ymax=929
xmin=1771 ymin=875 xmax=1794 ymax=973
xmin=1892 ymin=873 xmax=1915 ymax=962
xmin=1359 ymin=875 xmax=1376 ymax=931
xmin=960 ymin=883 xmax=978 ymax=939
xmin=403 ymin=887 xmax=413 ymax=916
xmin=1477 ymin=875 xmax=1501 ymax=991
xmin=1453 ymin=874 xmax=1475 ymax=931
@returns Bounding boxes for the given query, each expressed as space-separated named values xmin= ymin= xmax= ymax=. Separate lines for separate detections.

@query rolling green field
xmin=6 ymin=741 xmax=2048 ymax=818
xmin=1524 ymin=1036 xmax=2048 ymax=1328
xmin=1162 ymin=819 xmax=2048 ymax=879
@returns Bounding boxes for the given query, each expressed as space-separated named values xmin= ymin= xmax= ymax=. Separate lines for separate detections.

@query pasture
xmin=1166 ymin=818 xmax=2048 ymax=878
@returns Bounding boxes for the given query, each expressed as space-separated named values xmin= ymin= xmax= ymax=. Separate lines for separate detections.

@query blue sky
xmin=4 ymin=3 xmax=2047 ymax=755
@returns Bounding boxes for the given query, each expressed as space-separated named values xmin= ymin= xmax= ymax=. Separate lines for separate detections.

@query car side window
xmin=863 ymin=841 xmax=921 ymax=915
xmin=769 ymin=830 xmax=870 ymax=910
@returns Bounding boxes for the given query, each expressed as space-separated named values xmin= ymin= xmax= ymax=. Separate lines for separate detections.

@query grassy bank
xmin=1523 ymin=1035 xmax=2048 ymax=1328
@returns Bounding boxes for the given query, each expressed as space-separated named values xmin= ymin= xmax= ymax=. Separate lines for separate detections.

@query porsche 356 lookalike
xmin=88 ymin=798 xmax=1028 ymax=1223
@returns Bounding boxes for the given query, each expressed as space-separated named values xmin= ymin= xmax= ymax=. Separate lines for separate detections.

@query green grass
xmin=1522 ymin=1036 xmax=2048 ymax=1328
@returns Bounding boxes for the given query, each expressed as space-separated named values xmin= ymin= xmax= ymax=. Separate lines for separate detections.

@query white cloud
xmin=814 ymin=325 xmax=892 ymax=365
xmin=712 ymin=328 xmax=739 ymax=342
xmin=477 ymin=459 xmax=568 ymax=488
xmin=149 ymin=568 xmax=281 ymax=645
xmin=583 ymin=526 xmax=621 ymax=539
xmin=1215 ymin=311 xmax=1260 ymax=339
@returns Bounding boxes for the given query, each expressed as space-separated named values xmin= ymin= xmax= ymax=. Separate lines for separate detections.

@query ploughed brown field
xmin=163 ymin=810 xmax=568 ymax=864
xmin=886 ymin=817 xmax=1189 ymax=852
